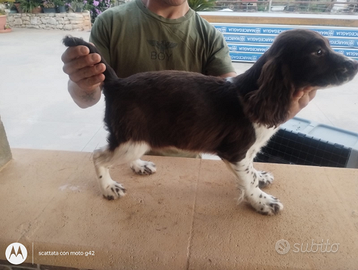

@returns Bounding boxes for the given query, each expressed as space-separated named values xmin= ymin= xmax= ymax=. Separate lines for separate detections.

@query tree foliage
xmin=188 ymin=0 xmax=216 ymax=11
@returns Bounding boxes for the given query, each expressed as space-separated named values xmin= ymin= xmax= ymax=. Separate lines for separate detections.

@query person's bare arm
xmin=218 ymin=71 xmax=237 ymax=78
xmin=62 ymin=45 xmax=106 ymax=108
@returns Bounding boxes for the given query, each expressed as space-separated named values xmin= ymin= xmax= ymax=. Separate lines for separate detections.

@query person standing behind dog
xmin=61 ymin=0 xmax=316 ymax=129
xmin=62 ymin=0 xmax=236 ymax=109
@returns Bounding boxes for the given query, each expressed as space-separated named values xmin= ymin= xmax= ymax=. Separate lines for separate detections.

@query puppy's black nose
xmin=345 ymin=59 xmax=358 ymax=71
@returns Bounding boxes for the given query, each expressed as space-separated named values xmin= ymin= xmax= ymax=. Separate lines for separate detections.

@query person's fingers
xmin=68 ymin=63 xmax=106 ymax=83
xmin=308 ymin=89 xmax=317 ymax=101
xmin=297 ymin=89 xmax=317 ymax=108
xmin=63 ymin=53 xmax=102 ymax=76
xmin=287 ymin=88 xmax=317 ymax=121
xmin=76 ymin=74 xmax=106 ymax=91
xmin=61 ymin=46 xmax=89 ymax=63
xmin=292 ymin=90 xmax=305 ymax=100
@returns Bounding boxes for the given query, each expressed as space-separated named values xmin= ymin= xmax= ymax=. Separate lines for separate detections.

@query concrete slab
xmin=0 ymin=149 xmax=357 ymax=269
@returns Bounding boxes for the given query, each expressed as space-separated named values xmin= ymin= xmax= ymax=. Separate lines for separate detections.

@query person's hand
xmin=287 ymin=87 xmax=317 ymax=120
xmin=62 ymin=45 xmax=106 ymax=91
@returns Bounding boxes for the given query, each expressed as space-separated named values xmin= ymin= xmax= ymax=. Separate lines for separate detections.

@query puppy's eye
xmin=316 ymin=49 xmax=323 ymax=56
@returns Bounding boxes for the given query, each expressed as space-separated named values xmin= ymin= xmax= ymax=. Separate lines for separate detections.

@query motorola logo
xmin=5 ymin=242 xmax=28 ymax=265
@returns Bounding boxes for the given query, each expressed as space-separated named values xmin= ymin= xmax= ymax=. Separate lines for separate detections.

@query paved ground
xmin=0 ymin=28 xmax=357 ymax=152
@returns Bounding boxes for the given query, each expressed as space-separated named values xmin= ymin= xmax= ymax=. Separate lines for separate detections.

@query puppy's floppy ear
xmin=244 ymin=58 xmax=295 ymax=128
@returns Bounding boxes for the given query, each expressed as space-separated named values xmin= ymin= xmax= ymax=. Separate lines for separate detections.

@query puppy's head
xmin=244 ymin=29 xmax=358 ymax=127
xmin=269 ymin=29 xmax=358 ymax=87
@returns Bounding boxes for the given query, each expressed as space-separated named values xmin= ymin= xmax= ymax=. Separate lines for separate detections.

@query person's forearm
xmin=68 ymin=80 xmax=102 ymax=108
xmin=219 ymin=71 xmax=237 ymax=78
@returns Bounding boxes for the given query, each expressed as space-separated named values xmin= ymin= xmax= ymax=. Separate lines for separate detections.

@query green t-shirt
xmin=90 ymin=0 xmax=235 ymax=78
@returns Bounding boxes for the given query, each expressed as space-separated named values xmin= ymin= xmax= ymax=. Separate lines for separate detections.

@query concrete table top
xmin=0 ymin=149 xmax=357 ymax=269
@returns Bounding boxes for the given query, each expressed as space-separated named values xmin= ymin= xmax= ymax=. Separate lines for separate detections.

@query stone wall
xmin=7 ymin=12 xmax=91 ymax=31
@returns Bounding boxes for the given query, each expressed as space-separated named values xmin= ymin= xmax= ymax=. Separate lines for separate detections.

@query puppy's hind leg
xmin=93 ymin=141 xmax=151 ymax=200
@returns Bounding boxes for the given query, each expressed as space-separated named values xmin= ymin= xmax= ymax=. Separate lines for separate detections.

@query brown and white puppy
xmin=63 ymin=29 xmax=358 ymax=215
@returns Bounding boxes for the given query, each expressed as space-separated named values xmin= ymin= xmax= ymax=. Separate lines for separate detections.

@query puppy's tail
xmin=62 ymin=36 xmax=118 ymax=82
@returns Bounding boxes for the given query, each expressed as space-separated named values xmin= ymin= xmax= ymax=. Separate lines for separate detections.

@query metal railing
xmin=216 ymin=0 xmax=358 ymax=13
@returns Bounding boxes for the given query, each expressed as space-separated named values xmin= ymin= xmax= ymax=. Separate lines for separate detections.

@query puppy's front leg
xmin=130 ymin=159 xmax=157 ymax=175
xmin=224 ymin=159 xmax=283 ymax=215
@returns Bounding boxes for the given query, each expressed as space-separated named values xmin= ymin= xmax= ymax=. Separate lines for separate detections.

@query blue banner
xmin=340 ymin=50 xmax=358 ymax=58
xmin=227 ymin=44 xmax=270 ymax=53
xmin=218 ymin=23 xmax=358 ymax=62
xmin=229 ymin=51 xmax=358 ymax=62
xmin=224 ymin=33 xmax=358 ymax=48
xmin=229 ymin=52 xmax=263 ymax=62
xmin=329 ymin=38 xmax=358 ymax=48
xmin=227 ymin=44 xmax=358 ymax=58
xmin=224 ymin=34 xmax=276 ymax=44
xmin=214 ymin=24 xmax=358 ymax=38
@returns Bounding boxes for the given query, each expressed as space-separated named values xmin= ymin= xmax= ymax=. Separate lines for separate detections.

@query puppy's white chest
xmin=247 ymin=124 xmax=278 ymax=160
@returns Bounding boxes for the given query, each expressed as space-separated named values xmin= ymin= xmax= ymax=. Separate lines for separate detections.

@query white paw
xmin=130 ymin=160 xmax=156 ymax=175
xmin=258 ymin=171 xmax=274 ymax=188
xmin=102 ymin=181 xmax=126 ymax=200
xmin=247 ymin=190 xmax=283 ymax=215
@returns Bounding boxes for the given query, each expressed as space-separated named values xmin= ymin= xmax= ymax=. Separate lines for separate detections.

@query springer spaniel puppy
xmin=64 ymin=29 xmax=358 ymax=215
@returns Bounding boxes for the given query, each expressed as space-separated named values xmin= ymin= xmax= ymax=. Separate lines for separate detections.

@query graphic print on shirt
xmin=147 ymin=40 xmax=178 ymax=61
